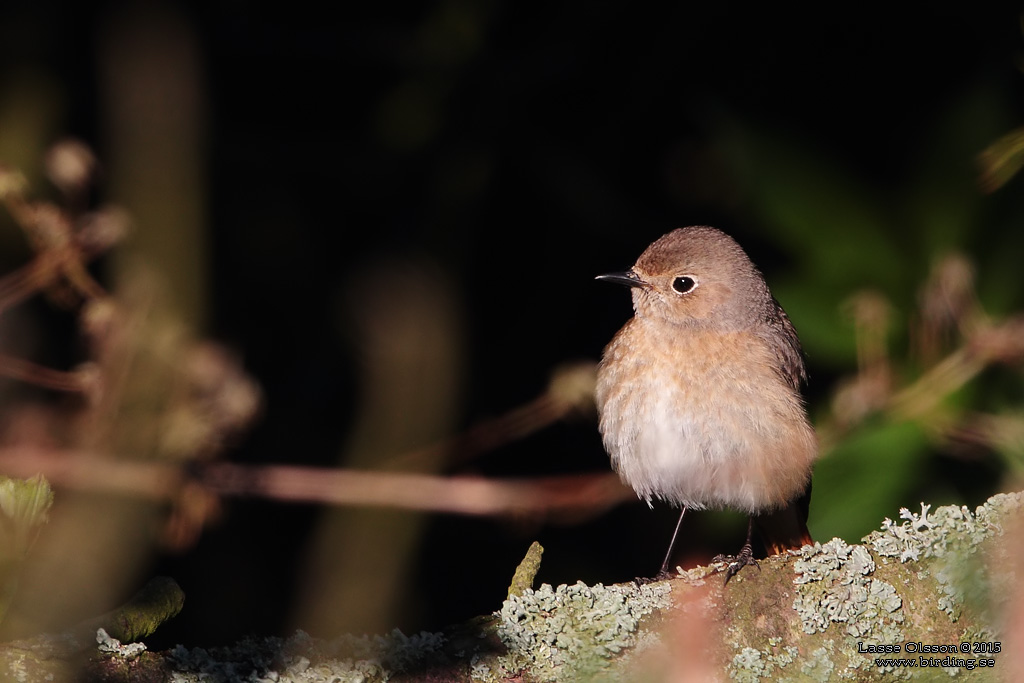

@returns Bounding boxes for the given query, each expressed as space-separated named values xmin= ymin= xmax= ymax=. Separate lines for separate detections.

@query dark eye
xmin=672 ymin=276 xmax=697 ymax=294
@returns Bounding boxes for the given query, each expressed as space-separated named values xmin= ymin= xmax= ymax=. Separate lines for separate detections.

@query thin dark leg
xmin=712 ymin=516 xmax=759 ymax=583
xmin=738 ymin=516 xmax=755 ymax=560
xmin=657 ymin=506 xmax=687 ymax=578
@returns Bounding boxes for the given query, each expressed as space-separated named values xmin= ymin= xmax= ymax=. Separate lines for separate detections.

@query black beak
xmin=595 ymin=270 xmax=645 ymax=288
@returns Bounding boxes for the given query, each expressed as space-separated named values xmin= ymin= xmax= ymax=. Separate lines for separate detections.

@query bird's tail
xmin=754 ymin=483 xmax=813 ymax=555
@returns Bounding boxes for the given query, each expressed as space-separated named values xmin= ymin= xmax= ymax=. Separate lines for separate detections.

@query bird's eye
xmin=672 ymin=276 xmax=697 ymax=294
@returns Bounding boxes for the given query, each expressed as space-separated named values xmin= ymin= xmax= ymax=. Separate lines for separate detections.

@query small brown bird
xmin=595 ymin=226 xmax=817 ymax=580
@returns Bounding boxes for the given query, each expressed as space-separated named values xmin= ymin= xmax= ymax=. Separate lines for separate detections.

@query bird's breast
xmin=595 ymin=319 xmax=816 ymax=513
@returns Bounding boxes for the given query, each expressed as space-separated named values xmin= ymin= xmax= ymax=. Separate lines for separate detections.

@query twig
xmin=0 ymin=446 xmax=631 ymax=517
xmin=0 ymin=353 xmax=90 ymax=393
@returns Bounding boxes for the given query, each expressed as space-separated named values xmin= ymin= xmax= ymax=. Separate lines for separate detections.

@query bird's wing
xmin=762 ymin=297 xmax=807 ymax=392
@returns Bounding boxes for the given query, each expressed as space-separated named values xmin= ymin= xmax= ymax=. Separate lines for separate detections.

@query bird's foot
xmin=712 ymin=542 xmax=759 ymax=584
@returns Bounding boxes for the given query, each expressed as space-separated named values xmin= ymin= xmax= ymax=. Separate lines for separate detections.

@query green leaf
xmin=809 ymin=421 xmax=930 ymax=544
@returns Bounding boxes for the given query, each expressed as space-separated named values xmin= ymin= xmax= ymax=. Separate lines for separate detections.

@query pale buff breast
xmin=595 ymin=318 xmax=817 ymax=514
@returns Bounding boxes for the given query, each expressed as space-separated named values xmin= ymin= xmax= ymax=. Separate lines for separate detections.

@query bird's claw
xmin=712 ymin=543 xmax=759 ymax=584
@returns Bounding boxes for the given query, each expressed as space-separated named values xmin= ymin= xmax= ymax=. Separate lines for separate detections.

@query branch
xmin=12 ymin=491 xmax=1020 ymax=682
xmin=0 ymin=577 xmax=183 ymax=681
xmin=0 ymin=446 xmax=632 ymax=518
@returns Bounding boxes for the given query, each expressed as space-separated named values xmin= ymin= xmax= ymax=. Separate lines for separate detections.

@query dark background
xmin=1 ymin=2 xmax=1023 ymax=648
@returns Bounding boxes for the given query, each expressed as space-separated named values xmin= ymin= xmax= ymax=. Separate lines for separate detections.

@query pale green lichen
xmin=865 ymin=493 xmax=1022 ymax=621
xmin=96 ymin=627 xmax=146 ymax=660
xmin=765 ymin=637 xmax=799 ymax=667
xmin=672 ymin=563 xmax=718 ymax=582
xmin=800 ymin=644 xmax=835 ymax=682
xmin=793 ymin=539 xmax=875 ymax=586
xmin=165 ymin=582 xmax=672 ymax=683
xmin=776 ymin=536 xmax=907 ymax=679
xmin=65 ymin=493 xmax=1024 ymax=681
xmin=728 ymin=642 xmax=800 ymax=682
xmin=495 ymin=579 xmax=672 ymax=682
xmin=866 ymin=495 xmax=1019 ymax=565
xmin=730 ymin=647 xmax=768 ymax=681
xmin=169 ymin=628 xmax=445 ymax=682
xmin=791 ymin=537 xmax=903 ymax=642
xmin=469 ymin=655 xmax=492 ymax=681
xmin=736 ymin=493 xmax=1024 ymax=680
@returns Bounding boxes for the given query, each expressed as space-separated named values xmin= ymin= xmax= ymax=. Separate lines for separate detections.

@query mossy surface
xmin=5 ymin=493 xmax=1020 ymax=681
xmin=722 ymin=492 xmax=1022 ymax=681
xmin=494 ymin=579 xmax=673 ymax=682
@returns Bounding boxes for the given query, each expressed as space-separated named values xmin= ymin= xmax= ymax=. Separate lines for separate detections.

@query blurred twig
xmin=820 ymin=252 xmax=1024 ymax=466
xmin=0 ymin=142 xmax=623 ymax=559
xmin=0 ymin=156 xmax=124 ymax=316
xmin=381 ymin=361 xmax=597 ymax=472
xmin=0 ymin=446 xmax=630 ymax=517
xmin=979 ymin=126 xmax=1024 ymax=192
xmin=0 ymin=353 xmax=91 ymax=393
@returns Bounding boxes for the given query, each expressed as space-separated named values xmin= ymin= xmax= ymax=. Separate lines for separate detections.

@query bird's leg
xmin=712 ymin=516 xmax=760 ymax=583
xmin=656 ymin=506 xmax=687 ymax=579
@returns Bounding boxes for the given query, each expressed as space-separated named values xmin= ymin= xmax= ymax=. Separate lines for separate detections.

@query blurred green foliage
xmin=811 ymin=422 xmax=932 ymax=542
xmin=0 ymin=475 xmax=52 ymax=626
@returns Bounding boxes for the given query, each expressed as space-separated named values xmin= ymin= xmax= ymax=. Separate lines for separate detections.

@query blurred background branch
xmin=0 ymin=152 xmax=617 ymax=638
xmin=0 ymin=447 xmax=629 ymax=517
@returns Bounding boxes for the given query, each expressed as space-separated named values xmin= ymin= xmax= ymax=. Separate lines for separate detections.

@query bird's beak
xmin=595 ymin=270 xmax=645 ymax=288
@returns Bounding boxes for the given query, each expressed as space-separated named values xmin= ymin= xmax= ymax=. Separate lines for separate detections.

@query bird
xmin=595 ymin=226 xmax=817 ymax=580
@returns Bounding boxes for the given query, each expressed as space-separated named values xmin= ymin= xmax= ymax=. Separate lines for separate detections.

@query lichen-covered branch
xmin=8 ymin=493 xmax=1023 ymax=681
xmin=0 ymin=576 xmax=184 ymax=682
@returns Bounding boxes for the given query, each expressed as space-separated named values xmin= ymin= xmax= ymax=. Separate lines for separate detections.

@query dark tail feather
xmin=754 ymin=482 xmax=813 ymax=555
